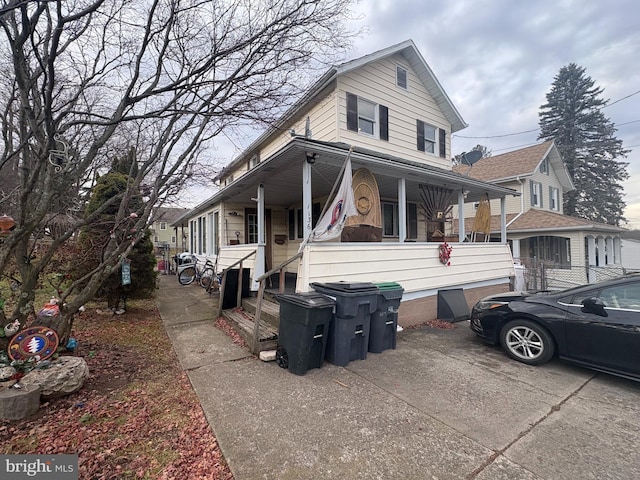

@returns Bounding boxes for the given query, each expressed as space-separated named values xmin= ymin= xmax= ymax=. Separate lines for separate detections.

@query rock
xmin=0 ymin=366 xmax=16 ymax=381
xmin=0 ymin=384 xmax=40 ymax=420
xmin=20 ymin=356 xmax=89 ymax=399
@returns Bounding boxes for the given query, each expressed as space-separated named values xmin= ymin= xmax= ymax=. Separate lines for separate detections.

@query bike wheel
xmin=199 ymin=268 xmax=214 ymax=289
xmin=178 ymin=266 xmax=197 ymax=285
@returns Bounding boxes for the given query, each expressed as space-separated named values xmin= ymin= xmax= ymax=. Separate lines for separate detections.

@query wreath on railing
xmin=439 ymin=242 xmax=453 ymax=266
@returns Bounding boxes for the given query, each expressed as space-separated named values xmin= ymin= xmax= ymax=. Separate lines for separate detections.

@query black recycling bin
xmin=222 ymin=268 xmax=251 ymax=309
xmin=370 ymin=282 xmax=404 ymax=353
xmin=276 ymin=292 xmax=335 ymax=375
xmin=310 ymin=282 xmax=378 ymax=366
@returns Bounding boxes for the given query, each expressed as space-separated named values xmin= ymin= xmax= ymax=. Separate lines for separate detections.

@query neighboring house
xmin=621 ymin=231 xmax=640 ymax=272
xmin=453 ymin=141 xmax=626 ymax=289
xmin=183 ymin=40 xmax=520 ymax=327
xmin=151 ymin=207 xmax=190 ymax=252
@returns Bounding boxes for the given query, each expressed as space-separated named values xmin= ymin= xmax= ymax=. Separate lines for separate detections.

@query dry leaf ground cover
xmin=0 ymin=299 xmax=234 ymax=480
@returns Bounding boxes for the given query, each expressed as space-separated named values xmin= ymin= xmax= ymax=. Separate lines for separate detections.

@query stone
xmin=20 ymin=356 xmax=89 ymax=399
xmin=0 ymin=366 xmax=16 ymax=381
xmin=0 ymin=384 xmax=40 ymax=420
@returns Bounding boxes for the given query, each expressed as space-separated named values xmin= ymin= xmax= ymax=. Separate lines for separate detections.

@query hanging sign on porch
xmin=121 ymin=258 xmax=131 ymax=285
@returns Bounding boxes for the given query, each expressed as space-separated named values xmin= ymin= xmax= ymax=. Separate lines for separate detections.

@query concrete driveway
xmin=157 ymin=277 xmax=640 ymax=480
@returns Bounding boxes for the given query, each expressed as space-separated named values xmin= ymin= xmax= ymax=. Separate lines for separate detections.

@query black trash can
xmin=310 ymin=282 xmax=378 ymax=366
xmin=276 ymin=292 xmax=335 ymax=375
xmin=222 ymin=268 xmax=251 ymax=309
xmin=370 ymin=282 xmax=404 ymax=353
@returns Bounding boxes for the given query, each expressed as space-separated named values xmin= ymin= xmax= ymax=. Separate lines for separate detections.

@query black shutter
xmin=417 ymin=120 xmax=425 ymax=151
xmin=439 ymin=128 xmax=446 ymax=158
xmin=379 ymin=105 xmax=389 ymax=141
xmin=346 ymin=92 xmax=358 ymax=132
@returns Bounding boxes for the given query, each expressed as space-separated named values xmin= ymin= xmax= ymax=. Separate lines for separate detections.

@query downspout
xmin=506 ymin=176 xmax=525 ymax=228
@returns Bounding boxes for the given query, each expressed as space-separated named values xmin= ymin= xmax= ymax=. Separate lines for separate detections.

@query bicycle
xmin=178 ymin=258 xmax=216 ymax=288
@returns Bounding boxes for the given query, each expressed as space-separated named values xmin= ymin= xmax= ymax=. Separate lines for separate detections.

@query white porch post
xmin=500 ymin=196 xmax=507 ymax=243
xmin=398 ymin=178 xmax=407 ymax=242
xmin=587 ymin=236 xmax=596 ymax=266
xmin=254 ymin=183 xmax=266 ymax=290
xmin=606 ymin=236 xmax=614 ymax=265
xmin=302 ymin=159 xmax=313 ymax=240
xmin=597 ymin=236 xmax=606 ymax=266
xmin=512 ymin=239 xmax=521 ymax=261
xmin=614 ymin=237 xmax=622 ymax=264
xmin=458 ymin=191 xmax=465 ymax=242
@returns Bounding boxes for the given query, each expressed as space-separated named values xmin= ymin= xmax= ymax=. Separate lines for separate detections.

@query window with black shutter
xmin=346 ymin=92 xmax=388 ymax=141
xmin=439 ymin=128 xmax=446 ymax=158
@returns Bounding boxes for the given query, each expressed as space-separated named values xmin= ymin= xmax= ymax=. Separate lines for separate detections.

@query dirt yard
xmin=0 ymin=298 xmax=234 ymax=480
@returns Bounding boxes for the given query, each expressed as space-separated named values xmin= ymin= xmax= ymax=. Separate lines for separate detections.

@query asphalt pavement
xmin=155 ymin=274 xmax=640 ymax=480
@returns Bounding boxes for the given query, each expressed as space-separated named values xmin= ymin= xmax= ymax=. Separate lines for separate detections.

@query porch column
xmin=500 ymin=196 xmax=507 ymax=243
xmin=302 ymin=159 xmax=313 ymax=240
xmin=606 ymin=236 xmax=614 ymax=265
xmin=587 ymin=236 xmax=596 ymax=283
xmin=254 ymin=183 xmax=266 ymax=290
xmin=398 ymin=178 xmax=406 ymax=242
xmin=614 ymin=237 xmax=622 ymax=264
xmin=597 ymin=236 xmax=606 ymax=266
xmin=458 ymin=191 xmax=465 ymax=242
xmin=512 ymin=238 xmax=521 ymax=261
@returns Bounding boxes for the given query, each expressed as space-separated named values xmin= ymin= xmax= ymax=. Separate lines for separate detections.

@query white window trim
xmin=532 ymin=181 xmax=542 ymax=208
xmin=424 ymin=123 xmax=437 ymax=155
xmin=357 ymin=97 xmax=378 ymax=138
xmin=550 ymin=187 xmax=560 ymax=211
xmin=396 ymin=65 xmax=408 ymax=89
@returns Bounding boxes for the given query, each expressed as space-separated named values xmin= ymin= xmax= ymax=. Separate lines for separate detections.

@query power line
xmin=453 ymin=128 xmax=538 ymax=139
xmin=603 ymin=89 xmax=640 ymax=109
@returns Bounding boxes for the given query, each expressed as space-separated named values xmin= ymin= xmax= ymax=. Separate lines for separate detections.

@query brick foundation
xmin=398 ymin=282 xmax=510 ymax=328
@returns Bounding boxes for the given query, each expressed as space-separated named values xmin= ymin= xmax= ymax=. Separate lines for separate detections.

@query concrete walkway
xmin=156 ymin=275 xmax=640 ymax=480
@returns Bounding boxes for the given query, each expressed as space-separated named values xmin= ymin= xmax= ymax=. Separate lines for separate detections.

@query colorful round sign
xmin=8 ymin=326 xmax=60 ymax=362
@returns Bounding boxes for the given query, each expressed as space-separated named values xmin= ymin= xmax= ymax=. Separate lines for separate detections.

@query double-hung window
xmin=417 ymin=120 xmax=446 ymax=158
xmin=396 ymin=65 xmax=408 ymax=89
xmin=346 ymin=92 xmax=389 ymax=141
xmin=382 ymin=202 xmax=418 ymax=239
xmin=531 ymin=181 xmax=543 ymax=208
xmin=549 ymin=187 xmax=559 ymax=211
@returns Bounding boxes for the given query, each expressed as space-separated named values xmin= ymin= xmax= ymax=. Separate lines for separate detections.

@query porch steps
xmin=220 ymin=297 xmax=281 ymax=353
xmin=242 ymin=296 xmax=281 ymax=329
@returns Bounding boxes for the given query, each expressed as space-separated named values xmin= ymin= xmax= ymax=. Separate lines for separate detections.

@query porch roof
xmin=188 ymin=138 xmax=518 ymax=218
xmin=454 ymin=209 xmax=627 ymax=235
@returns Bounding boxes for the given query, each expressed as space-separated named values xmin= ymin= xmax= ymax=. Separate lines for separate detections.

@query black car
xmin=470 ymin=274 xmax=640 ymax=381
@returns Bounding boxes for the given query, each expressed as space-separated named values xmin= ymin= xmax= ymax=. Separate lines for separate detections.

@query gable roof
xmin=454 ymin=141 xmax=573 ymax=190
xmin=153 ymin=207 xmax=190 ymax=225
xmin=217 ymin=40 xmax=467 ymax=181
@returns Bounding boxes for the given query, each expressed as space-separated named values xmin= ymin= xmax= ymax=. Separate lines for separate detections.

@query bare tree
xmin=0 ymin=0 xmax=358 ymax=327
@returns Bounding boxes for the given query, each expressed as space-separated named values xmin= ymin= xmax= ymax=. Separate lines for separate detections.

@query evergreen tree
xmin=538 ymin=63 xmax=629 ymax=225
xmin=79 ymin=151 xmax=156 ymax=310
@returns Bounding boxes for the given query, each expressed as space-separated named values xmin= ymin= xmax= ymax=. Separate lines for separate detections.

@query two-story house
xmin=151 ymin=207 xmax=190 ymax=252
xmin=454 ymin=141 xmax=626 ymax=288
xmin=183 ymin=40 xmax=520 ymax=327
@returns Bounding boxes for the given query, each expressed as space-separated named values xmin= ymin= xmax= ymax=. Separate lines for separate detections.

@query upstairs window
xmin=540 ymin=157 xmax=549 ymax=174
xmin=346 ymin=92 xmax=389 ymax=141
xmin=531 ymin=180 xmax=543 ymax=208
xmin=396 ymin=66 xmax=408 ymax=89
xmin=417 ymin=120 xmax=446 ymax=158
xmin=549 ymin=187 xmax=560 ymax=211
xmin=159 ymin=222 xmax=167 ymax=230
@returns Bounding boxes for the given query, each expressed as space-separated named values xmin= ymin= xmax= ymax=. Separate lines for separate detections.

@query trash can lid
xmin=310 ymin=281 xmax=378 ymax=294
xmin=374 ymin=282 xmax=403 ymax=291
xmin=276 ymin=292 xmax=335 ymax=309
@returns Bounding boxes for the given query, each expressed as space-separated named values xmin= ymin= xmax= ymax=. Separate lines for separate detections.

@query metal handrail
xmin=251 ymin=252 xmax=303 ymax=354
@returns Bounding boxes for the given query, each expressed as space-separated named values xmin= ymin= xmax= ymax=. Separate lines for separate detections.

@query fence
xmin=514 ymin=258 xmax=626 ymax=292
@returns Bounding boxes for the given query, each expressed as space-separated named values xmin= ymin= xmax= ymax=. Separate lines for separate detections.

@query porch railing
xmin=216 ymin=249 xmax=257 ymax=318
xmin=250 ymin=252 xmax=303 ymax=354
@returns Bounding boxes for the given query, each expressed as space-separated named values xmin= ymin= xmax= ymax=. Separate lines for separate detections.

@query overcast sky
xmin=191 ymin=0 xmax=639 ymax=228
xmin=349 ymin=0 xmax=640 ymax=227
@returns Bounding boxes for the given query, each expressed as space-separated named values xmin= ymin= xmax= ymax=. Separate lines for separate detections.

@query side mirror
xmin=582 ymin=297 xmax=608 ymax=317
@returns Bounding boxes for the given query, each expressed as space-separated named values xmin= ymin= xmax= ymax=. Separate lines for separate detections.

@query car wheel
xmin=500 ymin=319 xmax=555 ymax=366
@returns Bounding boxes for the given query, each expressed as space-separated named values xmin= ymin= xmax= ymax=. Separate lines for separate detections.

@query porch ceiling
xmin=206 ymin=138 xmax=518 ymax=212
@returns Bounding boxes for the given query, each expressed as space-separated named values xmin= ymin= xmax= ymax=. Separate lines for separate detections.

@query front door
xmin=245 ymin=208 xmax=272 ymax=271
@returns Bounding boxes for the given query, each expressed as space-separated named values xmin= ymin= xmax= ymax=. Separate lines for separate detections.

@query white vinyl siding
xmin=337 ymin=54 xmax=450 ymax=168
